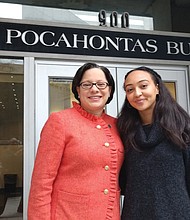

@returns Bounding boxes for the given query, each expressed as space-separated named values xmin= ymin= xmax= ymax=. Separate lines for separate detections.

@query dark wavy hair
xmin=72 ymin=62 xmax=115 ymax=104
xmin=117 ymin=66 xmax=190 ymax=151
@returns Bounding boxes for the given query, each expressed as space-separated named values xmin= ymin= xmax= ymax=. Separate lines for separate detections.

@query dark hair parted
xmin=72 ymin=62 xmax=115 ymax=104
xmin=117 ymin=66 xmax=190 ymax=151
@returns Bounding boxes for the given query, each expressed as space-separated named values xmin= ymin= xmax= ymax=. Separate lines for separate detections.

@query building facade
xmin=0 ymin=0 xmax=190 ymax=219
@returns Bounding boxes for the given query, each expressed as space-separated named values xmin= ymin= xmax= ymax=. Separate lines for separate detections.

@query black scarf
xmin=135 ymin=122 xmax=165 ymax=150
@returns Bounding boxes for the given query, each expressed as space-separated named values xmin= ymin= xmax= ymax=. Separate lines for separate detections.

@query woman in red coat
xmin=28 ymin=62 xmax=124 ymax=220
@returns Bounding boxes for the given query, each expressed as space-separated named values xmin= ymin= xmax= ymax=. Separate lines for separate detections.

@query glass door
xmin=35 ymin=61 xmax=117 ymax=150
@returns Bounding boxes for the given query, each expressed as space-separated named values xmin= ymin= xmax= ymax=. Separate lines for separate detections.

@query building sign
xmin=0 ymin=20 xmax=190 ymax=61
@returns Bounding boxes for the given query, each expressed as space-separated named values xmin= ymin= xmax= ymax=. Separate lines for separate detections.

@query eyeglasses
xmin=79 ymin=81 xmax=109 ymax=90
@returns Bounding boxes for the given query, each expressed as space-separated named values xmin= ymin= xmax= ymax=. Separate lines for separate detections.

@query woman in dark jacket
xmin=117 ymin=66 xmax=190 ymax=220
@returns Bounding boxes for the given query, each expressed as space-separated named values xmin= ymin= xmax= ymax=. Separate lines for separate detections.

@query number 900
xmin=98 ymin=9 xmax=129 ymax=28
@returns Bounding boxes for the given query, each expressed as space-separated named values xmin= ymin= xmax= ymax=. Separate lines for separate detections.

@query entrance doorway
xmin=35 ymin=61 xmax=189 ymax=147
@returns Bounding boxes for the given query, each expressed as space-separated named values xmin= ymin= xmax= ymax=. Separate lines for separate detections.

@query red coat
xmin=28 ymin=102 xmax=124 ymax=220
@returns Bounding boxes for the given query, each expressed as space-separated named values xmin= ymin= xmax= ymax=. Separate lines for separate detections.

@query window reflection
xmin=49 ymin=78 xmax=77 ymax=114
xmin=164 ymin=82 xmax=176 ymax=99
xmin=0 ymin=59 xmax=23 ymax=218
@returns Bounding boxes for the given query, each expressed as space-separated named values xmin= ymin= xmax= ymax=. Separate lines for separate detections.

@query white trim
xmin=23 ymin=57 xmax=35 ymax=220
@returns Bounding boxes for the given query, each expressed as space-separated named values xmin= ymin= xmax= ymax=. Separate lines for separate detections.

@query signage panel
xmin=0 ymin=21 xmax=190 ymax=61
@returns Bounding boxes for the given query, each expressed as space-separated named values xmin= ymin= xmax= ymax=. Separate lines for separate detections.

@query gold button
xmin=104 ymin=165 xmax=109 ymax=171
xmin=104 ymin=142 xmax=109 ymax=147
xmin=96 ymin=125 xmax=101 ymax=129
xmin=104 ymin=189 xmax=109 ymax=195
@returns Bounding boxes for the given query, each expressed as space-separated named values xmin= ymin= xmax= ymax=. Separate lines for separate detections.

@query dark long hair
xmin=72 ymin=62 xmax=115 ymax=104
xmin=117 ymin=66 xmax=190 ymax=151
